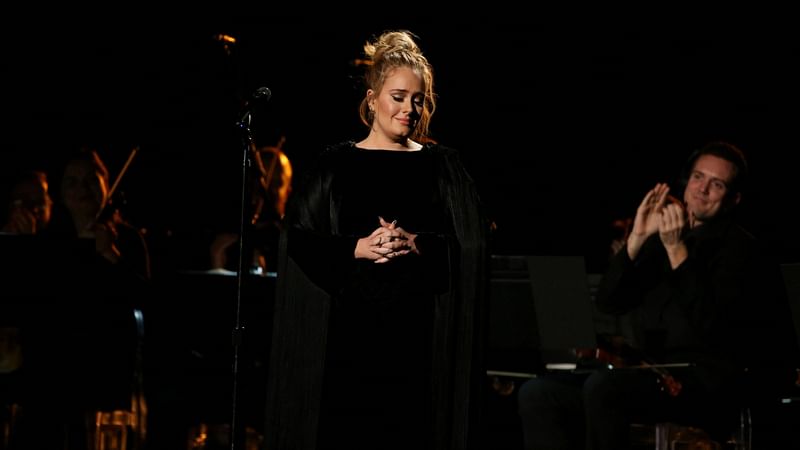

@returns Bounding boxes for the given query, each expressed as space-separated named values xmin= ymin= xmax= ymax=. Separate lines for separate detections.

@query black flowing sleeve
xmin=428 ymin=144 xmax=491 ymax=449
xmin=281 ymin=146 xmax=358 ymax=295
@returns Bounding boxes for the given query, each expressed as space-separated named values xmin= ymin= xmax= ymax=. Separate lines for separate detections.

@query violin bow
xmin=94 ymin=145 xmax=139 ymax=223
xmin=107 ymin=146 xmax=139 ymax=200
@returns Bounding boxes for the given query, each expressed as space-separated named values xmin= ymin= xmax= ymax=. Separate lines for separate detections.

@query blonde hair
xmin=358 ymin=30 xmax=436 ymax=142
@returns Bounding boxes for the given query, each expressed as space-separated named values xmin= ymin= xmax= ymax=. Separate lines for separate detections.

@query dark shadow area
xmin=2 ymin=15 xmax=800 ymax=449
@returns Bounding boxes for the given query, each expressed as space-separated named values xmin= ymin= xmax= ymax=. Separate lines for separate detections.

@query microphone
xmin=250 ymin=86 xmax=272 ymax=101
xmin=238 ymin=87 xmax=272 ymax=125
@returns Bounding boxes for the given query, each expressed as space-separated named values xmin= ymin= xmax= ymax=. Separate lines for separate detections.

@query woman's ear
xmin=366 ymin=89 xmax=375 ymax=110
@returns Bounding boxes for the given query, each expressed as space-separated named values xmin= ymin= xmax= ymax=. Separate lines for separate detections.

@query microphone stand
xmin=216 ymin=34 xmax=273 ymax=450
xmin=229 ymin=110 xmax=255 ymax=450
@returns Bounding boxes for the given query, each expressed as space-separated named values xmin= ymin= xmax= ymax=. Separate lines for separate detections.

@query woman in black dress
xmin=265 ymin=30 xmax=490 ymax=450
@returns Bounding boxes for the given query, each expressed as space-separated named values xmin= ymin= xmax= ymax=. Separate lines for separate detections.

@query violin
xmin=575 ymin=336 xmax=683 ymax=397
xmin=638 ymin=360 xmax=683 ymax=397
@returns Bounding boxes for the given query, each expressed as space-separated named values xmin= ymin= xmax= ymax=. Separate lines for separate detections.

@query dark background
xmin=3 ymin=15 xmax=799 ymax=273
xmin=3 ymin=13 xmax=800 ymax=449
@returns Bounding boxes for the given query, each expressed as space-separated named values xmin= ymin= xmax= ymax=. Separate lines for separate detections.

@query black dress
xmin=265 ymin=141 xmax=489 ymax=450
xmin=318 ymin=148 xmax=450 ymax=448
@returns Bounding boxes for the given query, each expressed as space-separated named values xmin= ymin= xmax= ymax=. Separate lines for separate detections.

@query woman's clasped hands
xmin=355 ymin=216 xmax=419 ymax=263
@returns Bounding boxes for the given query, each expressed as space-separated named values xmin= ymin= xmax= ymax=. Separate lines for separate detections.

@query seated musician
xmin=48 ymin=147 xmax=150 ymax=280
xmin=9 ymin=147 xmax=150 ymax=450
xmin=1 ymin=170 xmax=53 ymax=235
xmin=517 ymin=141 xmax=800 ymax=450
